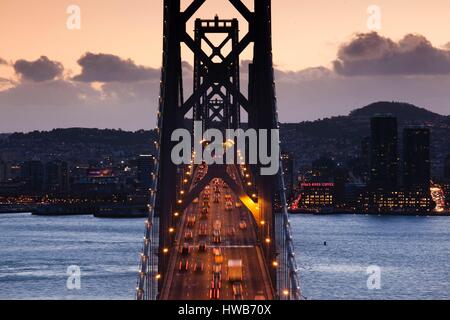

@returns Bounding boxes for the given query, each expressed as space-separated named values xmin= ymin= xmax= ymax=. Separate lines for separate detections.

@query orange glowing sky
xmin=2 ymin=0 xmax=450 ymax=73
xmin=2 ymin=0 xmax=450 ymax=131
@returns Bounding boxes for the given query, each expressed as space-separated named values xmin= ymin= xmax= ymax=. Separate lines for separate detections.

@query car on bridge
xmin=213 ymin=220 xmax=221 ymax=231
xmin=225 ymin=201 xmax=233 ymax=211
xmin=198 ymin=241 xmax=207 ymax=252
xmin=213 ymin=250 xmax=224 ymax=264
xmin=232 ymin=283 xmax=243 ymax=300
xmin=209 ymin=288 xmax=220 ymax=300
xmin=212 ymin=272 xmax=221 ymax=289
xmin=187 ymin=215 xmax=196 ymax=228
xmin=180 ymin=243 xmax=191 ymax=256
xmin=184 ymin=231 xmax=193 ymax=241
xmin=228 ymin=260 xmax=243 ymax=282
xmin=199 ymin=225 xmax=208 ymax=237
xmin=200 ymin=208 xmax=208 ymax=220
xmin=213 ymin=235 xmax=221 ymax=244
xmin=193 ymin=261 xmax=204 ymax=273
xmin=212 ymin=264 xmax=222 ymax=273
xmin=178 ymin=259 xmax=189 ymax=272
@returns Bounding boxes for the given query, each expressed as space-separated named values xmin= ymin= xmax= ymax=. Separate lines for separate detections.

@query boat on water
xmin=32 ymin=203 xmax=97 ymax=216
xmin=32 ymin=203 xmax=148 ymax=218
xmin=0 ymin=204 xmax=37 ymax=214
xmin=94 ymin=204 xmax=148 ymax=219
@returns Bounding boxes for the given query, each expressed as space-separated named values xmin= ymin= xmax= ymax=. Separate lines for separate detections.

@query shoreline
xmin=2 ymin=211 xmax=450 ymax=218
xmin=289 ymin=211 xmax=450 ymax=217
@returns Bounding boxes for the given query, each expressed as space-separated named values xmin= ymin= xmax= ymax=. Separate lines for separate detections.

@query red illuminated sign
xmin=301 ymin=182 xmax=335 ymax=188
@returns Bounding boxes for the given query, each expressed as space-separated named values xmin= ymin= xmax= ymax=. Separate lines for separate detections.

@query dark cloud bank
xmin=334 ymin=32 xmax=450 ymax=76
xmin=73 ymin=53 xmax=160 ymax=83
xmin=2 ymin=33 xmax=450 ymax=131
xmin=13 ymin=56 xmax=64 ymax=82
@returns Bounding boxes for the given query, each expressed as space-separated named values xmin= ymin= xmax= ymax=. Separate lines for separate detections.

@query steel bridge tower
xmin=137 ymin=0 xmax=300 ymax=300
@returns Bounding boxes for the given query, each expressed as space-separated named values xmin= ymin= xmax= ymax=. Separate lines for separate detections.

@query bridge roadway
xmin=160 ymin=170 xmax=274 ymax=300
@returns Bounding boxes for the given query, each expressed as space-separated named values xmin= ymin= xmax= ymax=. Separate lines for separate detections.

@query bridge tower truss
xmin=136 ymin=0 xmax=301 ymax=300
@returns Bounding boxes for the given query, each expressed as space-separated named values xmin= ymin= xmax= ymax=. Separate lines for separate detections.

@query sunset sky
xmin=2 ymin=0 xmax=450 ymax=132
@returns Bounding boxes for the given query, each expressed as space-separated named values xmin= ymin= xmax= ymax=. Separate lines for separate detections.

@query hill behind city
xmin=1 ymin=101 xmax=449 ymax=176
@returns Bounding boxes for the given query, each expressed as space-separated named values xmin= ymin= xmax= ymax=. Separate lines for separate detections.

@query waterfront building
xmin=358 ymin=189 xmax=434 ymax=213
xmin=299 ymin=182 xmax=335 ymax=210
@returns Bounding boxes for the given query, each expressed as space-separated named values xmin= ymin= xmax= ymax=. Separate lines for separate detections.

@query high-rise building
xmin=45 ymin=160 xmax=70 ymax=193
xmin=311 ymin=157 xmax=336 ymax=182
xmin=21 ymin=160 xmax=44 ymax=192
xmin=281 ymin=152 xmax=294 ymax=199
xmin=137 ymin=155 xmax=155 ymax=190
xmin=370 ymin=116 xmax=399 ymax=189
xmin=403 ymin=127 xmax=430 ymax=189
xmin=361 ymin=137 xmax=371 ymax=160
xmin=0 ymin=159 xmax=9 ymax=183
xmin=444 ymin=155 xmax=450 ymax=181
xmin=359 ymin=137 xmax=371 ymax=183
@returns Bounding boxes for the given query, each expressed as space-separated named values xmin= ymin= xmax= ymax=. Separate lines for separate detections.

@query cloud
xmin=333 ymin=32 xmax=450 ymax=76
xmin=0 ymin=77 xmax=160 ymax=132
xmin=4 ymin=42 xmax=450 ymax=132
xmin=275 ymin=67 xmax=335 ymax=82
xmin=73 ymin=52 xmax=160 ymax=83
xmin=14 ymin=56 xmax=64 ymax=82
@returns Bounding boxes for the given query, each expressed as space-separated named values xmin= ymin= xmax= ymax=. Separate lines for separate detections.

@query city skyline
xmin=2 ymin=1 xmax=450 ymax=132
